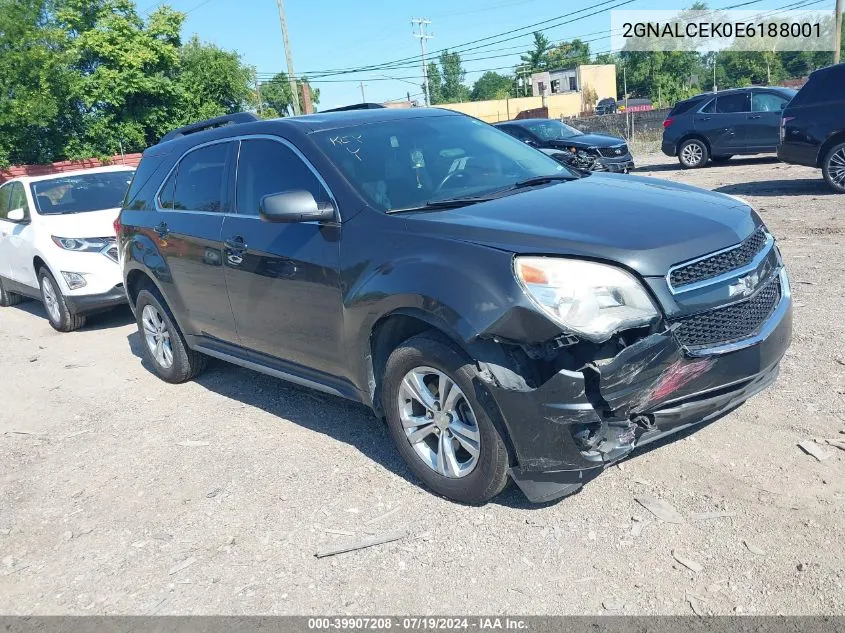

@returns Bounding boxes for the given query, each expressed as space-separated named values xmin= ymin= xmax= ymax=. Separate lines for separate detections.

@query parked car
xmin=777 ymin=63 xmax=845 ymax=193
xmin=662 ymin=86 xmax=797 ymax=168
xmin=0 ymin=166 xmax=134 ymax=331
xmin=595 ymin=98 xmax=618 ymax=115
xmin=495 ymin=119 xmax=634 ymax=172
xmin=118 ymin=109 xmax=791 ymax=505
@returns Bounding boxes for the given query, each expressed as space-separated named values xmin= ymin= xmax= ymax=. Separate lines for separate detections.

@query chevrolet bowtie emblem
xmin=614 ymin=148 xmax=622 ymax=155
xmin=728 ymin=272 xmax=760 ymax=298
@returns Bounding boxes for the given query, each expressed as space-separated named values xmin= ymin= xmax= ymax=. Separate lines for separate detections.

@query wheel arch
xmin=678 ymin=133 xmax=712 ymax=154
xmin=816 ymin=130 xmax=845 ymax=168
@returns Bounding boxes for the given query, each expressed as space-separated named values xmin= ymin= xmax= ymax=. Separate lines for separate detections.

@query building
xmin=531 ymin=64 xmax=617 ymax=110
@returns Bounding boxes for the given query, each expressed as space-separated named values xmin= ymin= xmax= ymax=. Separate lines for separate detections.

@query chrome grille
xmin=670 ymin=228 xmax=768 ymax=289
xmin=673 ymin=274 xmax=781 ymax=348
xmin=598 ymin=144 xmax=628 ymax=158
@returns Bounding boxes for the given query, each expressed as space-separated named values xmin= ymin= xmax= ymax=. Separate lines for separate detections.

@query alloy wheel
xmin=681 ymin=142 xmax=703 ymax=166
xmin=828 ymin=147 xmax=845 ymax=188
xmin=41 ymin=277 xmax=61 ymax=323
xmin=397 ymin=366 xmax=481 ymax=478
xmin=141 ymin=304 xmax=174 ymax=369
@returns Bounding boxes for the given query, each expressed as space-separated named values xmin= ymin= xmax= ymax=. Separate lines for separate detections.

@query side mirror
xmin=259 ymin=190 xmax=335 ymax=223
xmin=7 ymin=208 xmax=26 ymax=222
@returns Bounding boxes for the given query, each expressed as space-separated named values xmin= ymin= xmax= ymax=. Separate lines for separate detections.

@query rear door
xmin=0 ymin=182 xmax=14 ymax=279
xmin=695 ymin=92 xmax=750 ymax=153
xmin=156 ymin=141 xmax=239 ymax=343
xmin=222 ymin=136 xmax=345 ymax=377
xmin=746 ymin=90 xmax=790 ymax=150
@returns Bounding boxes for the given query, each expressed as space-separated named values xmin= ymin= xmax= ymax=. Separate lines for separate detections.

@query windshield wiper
xmin=388 ymin=196 xmax=494 ymax=213
xmin=510 ymin=174 xmax=577 ymax=189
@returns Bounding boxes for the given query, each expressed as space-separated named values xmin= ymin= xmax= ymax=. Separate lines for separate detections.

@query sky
xmin=135 ymin=0 xmax=830 ymax=110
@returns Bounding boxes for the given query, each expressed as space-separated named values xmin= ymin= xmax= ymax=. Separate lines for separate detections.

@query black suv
xmin=777 ymin=63 xmax=845 ymax=193
xmin=662 ymin=86 xmax=796 ymax=168
xmin=118 ymin=108 xmax=792 ymax=504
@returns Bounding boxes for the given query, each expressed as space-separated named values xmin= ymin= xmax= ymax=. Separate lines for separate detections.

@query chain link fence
xmin=561 ymin=108 xmax=671 ymax=154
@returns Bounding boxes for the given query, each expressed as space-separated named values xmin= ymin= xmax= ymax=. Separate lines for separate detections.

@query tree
xmin=56 ymin=0 xmax=186 ymax=158
xmin=176 ymin=35 xmax=255 ymax=123
xmin=520 ymin=32 xmax=551 ymax=73
xmin=424 ymin=50 xmax=469 ymax=104
xmin=470 ymin=71 xmax=513 ymax=101
xmin=0 ymin=0 xmax=76 ymax=167
xmin=546 ymin=38 xmax=590 ymax=70
xmin=259 ymin=72 xmax=319 ymax=117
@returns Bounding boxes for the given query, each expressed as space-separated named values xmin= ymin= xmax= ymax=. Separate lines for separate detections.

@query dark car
xmin=494 ymin=119 xmax=634 ymax=173
xmin=595 ymin=98 xmax=618 ymax=115
xmin=662 ymin=86 xmax=797 ymax=168
xmin=117 ymin=108 xmax=791 ymax=505
xmin=777 ymin=63 xmax=845 ymax=193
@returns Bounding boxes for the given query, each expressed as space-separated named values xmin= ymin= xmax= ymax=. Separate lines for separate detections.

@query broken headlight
xmin=514 ymin=257 xmax=660 ymax=343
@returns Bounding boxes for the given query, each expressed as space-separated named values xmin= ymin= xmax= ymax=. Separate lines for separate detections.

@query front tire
xmin=135 ymin=287 xmax=207 ymax=383
xmin=0 ymin=277 xmax=23 ymax=307
xmin=39 ymin=268 xmax=86 ymax=332
xmin=382 ymin=333 xmax=509 ymax=504
xmin=822 ymin=142 xmax=845 ymax=193
xmin=678 ymin=138 xmax=709 ymax=168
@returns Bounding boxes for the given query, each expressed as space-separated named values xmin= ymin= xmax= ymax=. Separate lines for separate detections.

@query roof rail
xmin=159 ymin=112 xmax=260 ymax=144
xmin=321 ymin=103 xmax=387 ymax=113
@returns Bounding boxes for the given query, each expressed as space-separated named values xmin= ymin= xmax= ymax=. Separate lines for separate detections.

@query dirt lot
xmin=1 ymin=154 xmax=843 ymax=615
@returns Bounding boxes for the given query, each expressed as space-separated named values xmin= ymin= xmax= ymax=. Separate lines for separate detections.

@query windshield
xmin=30 ymin=171 xmax=134 ymax=215
xmin=524 ymin=120 xmax=582 ymax=141
xmin=314 ymin=115 xmax=573 ymax=212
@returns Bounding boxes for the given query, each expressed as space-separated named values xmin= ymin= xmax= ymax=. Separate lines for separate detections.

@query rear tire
xmin=38 ymin=268 xmax=86 ymax=332
xmin=382 ymin=333 xmax=509 ymax=504
xmin=134 ymin=287 xmax=207 ymax=383
xmin=0 ymin=277 xmax=23 ymax=307
xmin=678 ymin=138 xmax=709 ymax=169
xmin=821 ymin=142 xmax=845 ymax=194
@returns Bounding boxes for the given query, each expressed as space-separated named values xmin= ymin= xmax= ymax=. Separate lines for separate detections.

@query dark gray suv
xmin=117 ymin=108 xmax=792 ymax=505
xmin=662 ymin=87 xmax=796 ymax=168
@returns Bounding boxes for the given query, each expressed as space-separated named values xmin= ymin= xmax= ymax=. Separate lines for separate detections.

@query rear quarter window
xmin=669 ymin=99 xmax=703 ymax=116
xmin=790 ymin=67 xmax=845 ymax=106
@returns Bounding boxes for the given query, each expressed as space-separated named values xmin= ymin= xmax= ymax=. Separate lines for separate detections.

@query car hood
xmin=403 ymin=173 xmax=759 ymax=277
xmin=37 ymin=208 xmax=120 ymax=239
xmin=551 ymin=133 xmax=625 ymax=149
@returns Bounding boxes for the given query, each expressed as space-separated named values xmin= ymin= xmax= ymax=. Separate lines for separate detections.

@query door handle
xmin=697 ymin=116 xmax=711 ymax=121
xmin=749 ymin=114 xmax=762 ymax=119
xmin=155 ymin=221 xmax=169 ymax=238
xmin=224 ymin=236 xmax=248 ymax=250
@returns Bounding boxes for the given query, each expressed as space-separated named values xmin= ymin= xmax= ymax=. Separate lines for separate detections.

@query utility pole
xmin=275 ymin=0 xmax=300 ymax=116
xmin=412 ymin=18 xmax=433 ymax=106
xmin=713 ymin=52 xmax=717 ymax=92
xmin=359 ymin=81 xmax=366 ymax=103
xmin=835 ymin=0 xmax=843 ymax=65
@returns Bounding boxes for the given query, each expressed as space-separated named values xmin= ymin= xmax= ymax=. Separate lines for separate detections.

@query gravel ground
xmin=1 ymin=153 xmax=843 ymax=615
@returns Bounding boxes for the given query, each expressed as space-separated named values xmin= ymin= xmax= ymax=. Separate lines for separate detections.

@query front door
xmin=222 ymin=137 xmax=345 ymax=378
xmin=0 ymin=182 xmax=37 ymax=289
xmin=746 ymin=90 xmax=790 ymax=150
xmin=155 ymin=140 xmax=239 ymax=343
xmin=695 ymin=92 xmax=750 ymax=154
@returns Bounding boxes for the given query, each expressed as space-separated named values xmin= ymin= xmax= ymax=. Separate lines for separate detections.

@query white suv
xmin=0 ymin=166 xmax=134 ymax=331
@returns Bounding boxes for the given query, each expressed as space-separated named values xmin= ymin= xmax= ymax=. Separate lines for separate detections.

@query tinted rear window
xmin=790 ymin=66 xmax=845 ymax=106
xmin=669 ymin=98 xmax=703 ymax=116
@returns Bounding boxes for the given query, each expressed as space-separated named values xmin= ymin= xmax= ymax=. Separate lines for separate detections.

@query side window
xmin=700 ymin=99 xmax=716 ymax=114
xmin=0 ymin=183 xmax=11 ymax=220
xmin=171 ymin=142 xmax=230 ymax=212
xmin=715 ymin=93 xmax=749 ymax=114
xmin=235 ymin=139 xmax=330 ymax=216
xmin=158 ymin=165 xmax=178 ymax=210
xmin=8 ymin=182 xmax=31 ymax=221
xmin=751 ymin=92 xmax=788 ymax=112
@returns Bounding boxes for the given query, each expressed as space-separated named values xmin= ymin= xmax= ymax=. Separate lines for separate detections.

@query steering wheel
xmin=435 ymin=170 xmax=472 ymax=193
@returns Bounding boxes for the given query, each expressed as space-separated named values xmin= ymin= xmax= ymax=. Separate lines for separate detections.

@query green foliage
xmin=425 ymin=51 xmax=470 ymax=104
xmin=520 ymin=32 xmax=551 ymax=73
xmin=470 ymin=71 xmax=513 ymax=101
xmin=0 ymin=0 xmax=258 ymax=166
xmin=546 ymin=38 xmax=590 ymax=70
xmin=259 ymin=72 xmax=319 ymax=117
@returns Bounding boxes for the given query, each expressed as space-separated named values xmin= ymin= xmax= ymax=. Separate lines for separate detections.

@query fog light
xmin=61 ymin=271 xmax=87 ymax=290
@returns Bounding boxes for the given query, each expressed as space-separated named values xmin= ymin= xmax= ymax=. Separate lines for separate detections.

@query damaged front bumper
xmin=485 ymin=278 xmax=793 ymax=504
